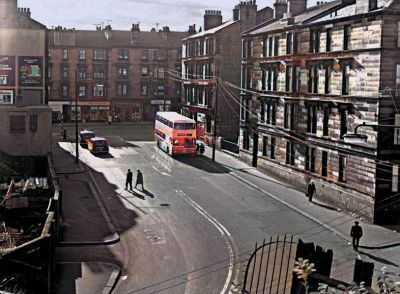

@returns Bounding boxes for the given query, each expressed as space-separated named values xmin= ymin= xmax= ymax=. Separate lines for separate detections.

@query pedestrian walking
xmin=350 ymin=221 xmax=363 ymax=251
xmin=125 ymin=169 xmax=133 ymax=190
xmin=135 ymin=169 xmax=144 ymax=191
xmin=307 ymin=180 xmax=316 ymax=202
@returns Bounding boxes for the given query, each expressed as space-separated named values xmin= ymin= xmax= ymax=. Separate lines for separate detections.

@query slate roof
xmin=48 ymin=29 xmax=189 ymax=48
xmin=0 ymin=11 xmax=46 ymax=29
xmin=246 ymin=0 xmax=342 ymax=35
xmin=183 ymin=20 xmax=238 ymax=40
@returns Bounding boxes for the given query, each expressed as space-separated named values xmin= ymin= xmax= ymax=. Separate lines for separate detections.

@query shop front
xmin=112 ymin=101 xmax=142 ymax=122
xmin=63 ymin=101 xmax=111 ymax=122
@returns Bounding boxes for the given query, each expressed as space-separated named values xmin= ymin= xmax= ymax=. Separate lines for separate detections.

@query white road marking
xmin=152 ymin=166 xmax=172 ymax=177
xmin=175 ymin=189 xmax=235 ymax=294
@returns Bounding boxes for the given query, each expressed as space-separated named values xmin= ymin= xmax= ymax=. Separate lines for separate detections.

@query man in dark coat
xmin=126 ymin=169 xmax=133 ymax=190
xmin=307 ymin=180 xmax=316 ymax=202
xmin=350 ymin=221 xmax=363 ymax=251
xmin=135 ymin=169 xmax=144 ymax=191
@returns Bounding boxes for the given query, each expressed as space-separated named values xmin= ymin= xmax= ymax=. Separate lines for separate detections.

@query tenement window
xmin=323 ymin=106 xmax=330 ymax=136
xmin=339 ymin=155 xmax=346 ymax=182
xmin=340 ymin=106 xmax=348 ymax=139
xmin=78 ymin=85 xmax=86 ymax=97
xmin=325 ymin=65 xmax=331 ymax=94
xmin=286 ymin=33 xmax=293 ymax=55
xmin=286 ymin=65 xmax=293 ymax=92
xmin=93 ymin=67 xmax=105 ymax=79
xmin=321 ymin=151 xmax=328 ymax=177
xmin=63 ymin=49 xmax=68 ymax=60
xmin=286 ymin=141 xmax=295 ymax=166
xmin=274 ymin=36 xmax=280 ymax=56
xmin=93 ymin=84 xmax=105 ymax=96
xmin=305 ymin=146 xmax=316 ymax=173
xmin=292 ymin=66 xmax=301 ymax=93
xmin=141 ymin=67 xmax=148 ymax=77
xmin=117 ymin=67 xmax=128 ymax=77
xmin=326 ymin=28 xmax=332 ymax=52
xmin=270 ymin=137 xmax=276 ymax=159
xmin=117 ymin=84 xmax=128 ymax=96
xmin=310 ymin=30 xmax=320 ymax=53
xmin=62 ymin=85 xmax=68 ymax=97
xmin=62 ymin=66 xmax=68 ymax=78
xmin=78 ymin=68 xmax=87 ymax=79
xmin=342 ymin=64 xmax=350 ymax=95
xmin=308 ymin=65 xmax=319 ymax=93
xmin=307 ymin=104 xmax=317 ymax=134
xmin=79 ymin=49 xmax=86 ymax=60
xmin=343 ymin=25 xmax=351 ymax=51
xmin=284 ymin=103 xmax=295 ymax=130
xmin=118 ymin=49 xmax=129 ymax=60
xmin=141 ymin=84 xmax=148 ymax=95
xmin=93 ymin=49 xmax=107 ymax=60
xmin=264 ymin=100 xmax=276 ymax=125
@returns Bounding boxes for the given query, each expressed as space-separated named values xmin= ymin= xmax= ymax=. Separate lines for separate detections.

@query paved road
xmin=55 ymin=123 xmax=399 ymax=293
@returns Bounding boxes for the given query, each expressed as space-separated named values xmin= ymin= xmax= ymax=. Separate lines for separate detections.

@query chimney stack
xmin=274 ymin=0 xmax=288 ymax=19
xmin=288 ymin=0 xmax=307 ymax=16
xmin=104 ymin=24 xmax=112 ymax=40
xmin=17 ymin=7 xmax=31 ymax=18
xmin=131 ymin=23 xmax=140 ymax=46
xmin=204 ymin=10 xmax=222 ymax=31
xmin=188 ymin=24 xmax=197 ymax=34
xmin=238 ymin=1 xmax=258 ymax=32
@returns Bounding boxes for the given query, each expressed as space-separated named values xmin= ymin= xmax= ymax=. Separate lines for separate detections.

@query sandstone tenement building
xmin=239 ymin=0 xmax=400 ymax=223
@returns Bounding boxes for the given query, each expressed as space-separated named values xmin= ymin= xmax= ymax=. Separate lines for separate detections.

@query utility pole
xmin=212 ymin=74 xmax=218 ymax=161
xmin=163 ymin=84 xmax=166 ymax=111
xmin=75 ymin=70 xmax=79 ymax=163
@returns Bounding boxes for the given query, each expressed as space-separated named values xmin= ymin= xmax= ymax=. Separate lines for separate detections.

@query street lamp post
xmin=212 ymin=75 xmax=218 ymax=161
xmin=75 ymin=70 xmax=79 ymax=163
xmin=343 ymin=122 xmax=397 ymax=144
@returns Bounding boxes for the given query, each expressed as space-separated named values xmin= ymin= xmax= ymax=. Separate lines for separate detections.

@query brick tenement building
xmin=239 ymin=0 xmax=400 ymax=224
xmin=181 ymin=1 xmax=273 ymax=146
xmin=0 ymin=0 xmax=52 ymax=157
xmin=48 ymin=25 xmax=192 ymax=122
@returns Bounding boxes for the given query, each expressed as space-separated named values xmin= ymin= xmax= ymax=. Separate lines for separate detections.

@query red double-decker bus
xmin=155 ymin=112 xmax=197 ymax=156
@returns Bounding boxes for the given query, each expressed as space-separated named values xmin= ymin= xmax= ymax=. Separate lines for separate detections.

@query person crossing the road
xmin=125 ymin=169 xmax=133 ymax=190
xmin=135 ymin=169 xmax=144 ymax=191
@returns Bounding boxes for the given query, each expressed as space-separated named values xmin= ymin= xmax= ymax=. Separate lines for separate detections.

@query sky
xmin=18 ymin=0 xmax=319 ymax=32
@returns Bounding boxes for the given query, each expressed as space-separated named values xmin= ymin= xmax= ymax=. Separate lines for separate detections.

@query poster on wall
xmin=19 ymin=56 xmax=43 ymax=87
xmin=0 ymin=90 xmax=13 ymax=104
xmin=0 ymin=56 xmax=15 ymax=86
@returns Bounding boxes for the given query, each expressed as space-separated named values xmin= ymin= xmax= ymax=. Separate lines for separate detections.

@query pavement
xmin=52 ymin=132 xmax=120 ymax=294
xmin=51 ymin=130 xmax=400 ymax=294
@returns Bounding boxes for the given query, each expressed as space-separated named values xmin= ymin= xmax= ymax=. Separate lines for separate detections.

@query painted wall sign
xmin=0 ymin=56 xmax=15 ymax=86
xmin=19 ymin=56 xmax=43 ymax=86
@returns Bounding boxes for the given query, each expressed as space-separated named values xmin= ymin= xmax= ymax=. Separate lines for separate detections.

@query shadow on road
xmin=311 ymin=201 xmax=338 ymax=211
xmin=358 ymin=250 xmax=398 ymax=266
xmin=175 ymin=155 xmax=230 ymax=174
xmin=94 ymin=153 xmax=114 ymax=159
xmin=126 ymin=189 xmax=145 ymax=200
xmin=142 ymin=189 xmax=154 ymax=198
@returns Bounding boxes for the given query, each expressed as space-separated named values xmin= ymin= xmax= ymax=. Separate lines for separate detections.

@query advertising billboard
xmin=19 ymin=56 xmax=43 ymax=87
xmin=0 ymin=56 xmax=15 ymax=86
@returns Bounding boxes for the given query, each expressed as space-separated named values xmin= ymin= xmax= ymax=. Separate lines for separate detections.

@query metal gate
xmin=242 ymin=235 xmax=297 ymax=294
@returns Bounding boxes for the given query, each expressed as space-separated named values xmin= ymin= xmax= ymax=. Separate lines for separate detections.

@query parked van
xmin=87 ymin=137 xmax=109 ymax=154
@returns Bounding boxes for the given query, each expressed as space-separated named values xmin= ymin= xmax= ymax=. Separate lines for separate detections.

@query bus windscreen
xmin=174 ymin=123 xmax=195 ymax=130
